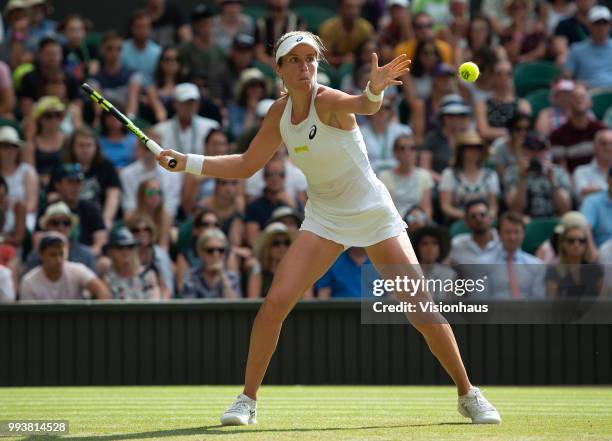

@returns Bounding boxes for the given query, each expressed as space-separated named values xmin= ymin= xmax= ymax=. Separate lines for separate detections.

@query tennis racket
xmin=81 ymin=83 xmax=177 ymax=169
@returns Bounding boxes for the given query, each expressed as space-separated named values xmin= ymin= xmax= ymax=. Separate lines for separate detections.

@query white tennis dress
xmin=279 ymin=82 xmax=407 ymax=248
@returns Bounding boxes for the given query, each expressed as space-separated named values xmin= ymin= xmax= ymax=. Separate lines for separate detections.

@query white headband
xmin=275 ymin=33 xmax=319 ymax=63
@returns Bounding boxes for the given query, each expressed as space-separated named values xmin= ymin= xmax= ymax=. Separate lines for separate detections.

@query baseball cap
xmin=0 ymin=126 xmax=24 ymax=147
xmin=192 ymin=3 xmax=214 ymax=21
xmin=386 ymin=0 xmax=410 ymax=7
xmin=588 ymin=5 xmax=611 ymax=22
xmin=173 ymin=83 xmax=200 ymax=102
xmin=55 ymin=163 xmax=85 ymax=181
xmin=233 ymin=33 xmax=255 ymax=50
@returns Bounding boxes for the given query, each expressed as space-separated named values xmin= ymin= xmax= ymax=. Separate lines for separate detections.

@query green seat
xmin=253 ymin=60 xmax=276 ymax=82
xmin=522 ymin=217 xmax=558 ymax=255
xmin=590 ymin=91 xmax=612 ymax=120
xmin=0 ymin=118 xmax=24 ymax=139
xmin=449 ymin=220 xmax=470 ymax=238
xmin=177 ymin=218 xmax=194 ymax=253
xmin=294 ymin=5 xmax=335 ymax=33
xmin=398 ymin=98 xmax=411 ymax=125
xmin=85 ymin=31 xmax=103 ymax=52
xmin=243 ymin=5 xmax=267 ymax=21
xmin=524 ymin=88 xmax=550 ymax=119
xmin=513 ymin=62 xmax=560 ymax=97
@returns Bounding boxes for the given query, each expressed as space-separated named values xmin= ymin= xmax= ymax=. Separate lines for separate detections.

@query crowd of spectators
xmin=0 ymin=0 xmax=611 ymax=302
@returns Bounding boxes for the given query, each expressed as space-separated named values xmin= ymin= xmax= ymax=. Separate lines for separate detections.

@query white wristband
xmin=365 ymin=81 xmax=384 ymax=102
xmin=185 ymin=154 xmax=205 ymax=175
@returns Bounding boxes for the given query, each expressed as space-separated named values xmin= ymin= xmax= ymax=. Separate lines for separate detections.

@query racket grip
xmin=146 ymin=139 xmax=177 ymax=169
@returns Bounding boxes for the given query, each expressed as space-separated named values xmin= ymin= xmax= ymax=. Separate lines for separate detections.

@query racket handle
xmin=146 ymin=139 xmax=177 ymax=169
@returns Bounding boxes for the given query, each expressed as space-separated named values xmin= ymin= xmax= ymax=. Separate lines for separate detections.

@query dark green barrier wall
xmin=0 ymin=300 xmax=611 ymax=386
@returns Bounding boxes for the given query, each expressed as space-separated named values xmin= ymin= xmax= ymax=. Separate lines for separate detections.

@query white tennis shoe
xmin=220 ymin=393 xmax=257 ymax=426
xmin=457 ymin=387 xmax=501 ymax=424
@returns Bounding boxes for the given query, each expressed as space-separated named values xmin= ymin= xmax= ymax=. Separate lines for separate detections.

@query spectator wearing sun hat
xmin=228 ymin=68 xmax=271 ymax=140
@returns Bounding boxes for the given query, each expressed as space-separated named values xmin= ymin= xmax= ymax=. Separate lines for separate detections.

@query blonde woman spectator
xmin=439 ymin=131 xmax=500 ymax=222
xmin=125 ymin=213 xmax=174 ymax=299
xmin=24 ymin=96 xmax=66 ymax=184
xmin=126 ymin=178 xmax=172 ymax=250
xmin=252 ymin=222 xmax=310 ymax=298
xmin=0 ymin=126 xmax=38 ymax=229
xmin=181 ymin=228 xmax=241 ymax=298
xmin=546 ymin=223 xmax=604 ymax=297
xmin=379 ymin=134 xmax=433 ymax=218
xmin=103 ymin=227 xmax=161 ymax=300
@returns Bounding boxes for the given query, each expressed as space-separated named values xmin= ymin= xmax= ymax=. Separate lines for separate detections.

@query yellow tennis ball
xmin=459 ymin=62 xmax=480 ymax=82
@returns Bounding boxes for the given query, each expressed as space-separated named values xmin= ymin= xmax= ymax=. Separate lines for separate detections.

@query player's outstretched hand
xmin=158 ymin=149 xmax=186 ymax=172
xmin=368 ymin=53 xmax=411 ymax=95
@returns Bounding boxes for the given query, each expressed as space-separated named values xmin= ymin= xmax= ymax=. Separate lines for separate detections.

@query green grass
xmin=1 ymin=386 xmax=611 ymax=440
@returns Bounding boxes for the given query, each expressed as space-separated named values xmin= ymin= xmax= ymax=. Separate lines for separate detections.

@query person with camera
xmin=504 ymin=131 xmax=571 ymax=219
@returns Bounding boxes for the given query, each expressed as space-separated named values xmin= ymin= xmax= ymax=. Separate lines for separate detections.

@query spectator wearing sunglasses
xmin=403 ymin=205 xmax=431 ymax=230
xmin=125 ymin=213 xmax=174 ymax=299
xmin=103 ymin=227 xmax=161 ymax=300
xmin=24 ymin=201 xmax=96 ymax=273
xmin=252 ymin=222 xmax=301 ymax=298
xmin=379 ymin=134 xmax=433 ymax=218
xmin=181 ymin=228 xmax=241 ymax=298
xmin=449 ymin=198 xmax=501 ymax=265
xmin=126 ymin=178 xmax=172 ymax=250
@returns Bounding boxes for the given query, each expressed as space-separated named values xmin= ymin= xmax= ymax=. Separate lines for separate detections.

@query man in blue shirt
xmin=580 ymin=167 xmax=612 ymax=246
xmin=565 ymin=6 xmax=612 ymax=89
xmin=316 ymin=247 xmax=374 ymax=298
xmin=121 ymin=9 xmax=162 ymax=87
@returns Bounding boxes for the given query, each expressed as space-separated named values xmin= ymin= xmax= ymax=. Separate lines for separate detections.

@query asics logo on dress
xmin=309 ymin=125 xmax=317 ymax=140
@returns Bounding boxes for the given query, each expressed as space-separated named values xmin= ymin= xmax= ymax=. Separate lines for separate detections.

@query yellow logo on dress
xmin=294 ymin=145 xmax=310 ymax=154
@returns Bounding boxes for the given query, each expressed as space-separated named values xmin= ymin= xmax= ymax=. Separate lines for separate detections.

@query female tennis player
xmin=158 ymin=31 xmax=501 ymax=426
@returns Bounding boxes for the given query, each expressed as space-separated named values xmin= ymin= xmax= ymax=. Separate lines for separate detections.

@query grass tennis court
xmin=2 ymin=386 xmax=611 ymax=440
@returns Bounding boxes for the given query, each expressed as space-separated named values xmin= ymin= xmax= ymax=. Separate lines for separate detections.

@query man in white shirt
xmin=449 ymin=199 xmax=501 ymax=265
xmin=20 ymin=233 xmax=110 ymax=301
xmin=120 ymin=128 xmax=182 ymax=217
xmin=573 ymin=128 xmax=612 ymax=202
xmin=153 ymin=82 xmax=219 ymax=155
xmin=478 ymin=212 xmax=545 ymax=299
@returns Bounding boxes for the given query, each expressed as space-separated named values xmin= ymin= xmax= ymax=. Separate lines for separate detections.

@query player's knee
xmin=260 ymin=291 xmax=293 ymax=322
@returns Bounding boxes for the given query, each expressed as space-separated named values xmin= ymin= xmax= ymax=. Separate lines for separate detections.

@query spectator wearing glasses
xmin=545 ymin=222 xmax=603 ymax=297
xmin=573 ymin=129 xmax=612 ymax=202
xmin=402 ymin=39 xmax=442 ymax=103
xmin=252 ymin=222 xmax=300 ymax=297
xmin=565 ymin=6 xmax=612 ymax=90
xmin=403 ymin=205 xmax=431 ymax=230
xmin=490 ymin=112 xmax=532 ymax=180
xmin=20 ymin=232 xmax=110 ymax=300
xmin=439 ymin=131 xmax=500 ymax=223
xmin=379 ymin=134 xmax=433 ymax=219
xmin=182 ymin=228 xmax=241 ymax=298
xmin=0 ymin=125 xmax=38 ymax=230
xmin=474 ymin=59 xmax=531 ymax=142
xmin=125 ymin=214 xmax=174 ymax=298
xmin=126 ymin=178 xmax=172 ymax=250
xmin=25 ymin=96 xmax=66 ymax=187
xmin=505 ymin=131 xmax=571 ymax=219
xmin=245 ymin=159 xmax=296 ymax=246
xmin=449 ymin=198 xmax=501 ymax=265
xmin=103 ymin=227 xmax=162 ymax=300
xmin=361 ymin=95 xmax=413 ymax=173
xmin=47 ymin=163 xmax=107 ymax=256
xmin=24 ymin=201 xmax=95 ymax=273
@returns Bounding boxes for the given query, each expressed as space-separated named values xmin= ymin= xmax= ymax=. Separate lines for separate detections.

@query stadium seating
xmin=513 ymin=62 xmax=561 ymax=97
xmin=242 ymin=5 xmax=267 ymax=21
xmin=524 ymin=88 xmax=550 ymax=120
xmin=294 ymin=5 xmax=335 ymax=33
xmin=590 ymin=91 xmax=612 ymax=120
xmin=521 ymin=217 xmax=558 ymax=255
